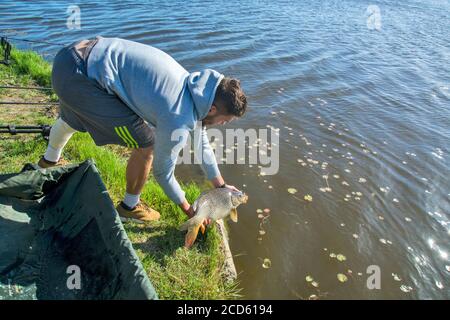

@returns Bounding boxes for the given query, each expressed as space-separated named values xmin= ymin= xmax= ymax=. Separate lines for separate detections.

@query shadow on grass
xmin=125 ymin=223 xmax=211 ymax=266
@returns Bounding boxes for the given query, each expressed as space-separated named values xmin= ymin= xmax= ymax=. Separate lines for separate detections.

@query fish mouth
xmin=242 ymin=194 xmax=249 ymax=203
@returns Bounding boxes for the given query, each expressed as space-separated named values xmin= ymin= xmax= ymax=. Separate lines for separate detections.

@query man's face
xmin=202 ymin=105 xmax=236 ymax=127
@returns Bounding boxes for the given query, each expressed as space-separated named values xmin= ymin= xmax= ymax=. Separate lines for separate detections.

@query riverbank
xmin=0 ymin=46 xmax=239 ymax=300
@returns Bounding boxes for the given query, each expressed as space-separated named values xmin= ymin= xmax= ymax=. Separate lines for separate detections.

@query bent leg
xmin=43 ymin=117 xmax=77 ymax=162
xmin=125 ymin=146 xmax=154 ymax=206
xmin=117 ymin=146 xmax=160 ymax=222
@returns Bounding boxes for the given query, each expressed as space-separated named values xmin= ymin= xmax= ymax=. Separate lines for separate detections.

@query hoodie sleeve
xmin=152 ymin=126 xmax=189 ymax=205
xmin=194 ymin=126 xmax=221 ymax=180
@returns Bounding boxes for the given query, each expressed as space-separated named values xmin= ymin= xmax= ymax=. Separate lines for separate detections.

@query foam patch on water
xmin=431 ymin=147 xmax=444 ymax=160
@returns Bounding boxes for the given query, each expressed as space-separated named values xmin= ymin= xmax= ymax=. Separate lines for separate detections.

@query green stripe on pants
xmin=114 ymin=126 xmax=132 ymax=148
xmin=122 ymin=126 xmax=139 ymax=148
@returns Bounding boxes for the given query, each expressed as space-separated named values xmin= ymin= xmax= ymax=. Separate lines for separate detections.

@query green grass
xmin=0 ymin=46 xmax=240 ymax=300
xmin=8 ymin=47 xmax=52 ymax=87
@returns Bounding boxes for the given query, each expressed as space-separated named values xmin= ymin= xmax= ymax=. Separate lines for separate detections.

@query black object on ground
xmin=0 ymin=37 xmax=12 ymax=65
xmin=0 ymin=125 xmax=52 ymax=140
xmin=0 ymin=160 xmax=158 ymax=300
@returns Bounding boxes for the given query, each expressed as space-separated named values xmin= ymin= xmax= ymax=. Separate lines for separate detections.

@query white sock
xmin=123 ymin=192 xmax=140 ymax=209
xmin=43 ymin=118 xmax=77 ymax=162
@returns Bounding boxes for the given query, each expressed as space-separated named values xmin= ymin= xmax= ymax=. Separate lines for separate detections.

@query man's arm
xmin=196 ymin=126 xmax=240 ymax=191
xmin=152 ymin=125 xmax=220 ymax=218
xmin=195 ymin=125 xmax=221 ymax=182
xmin=154 ymin=125 xmax=239 ymax=219
xmin=152 ymin=126 xmax=189 ymax=208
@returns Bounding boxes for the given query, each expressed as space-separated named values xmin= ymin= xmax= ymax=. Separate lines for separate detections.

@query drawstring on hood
xmin=187 ymin=69 xmax=224 ymax=121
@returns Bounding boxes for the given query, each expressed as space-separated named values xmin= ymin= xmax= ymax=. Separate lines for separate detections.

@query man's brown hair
xmin=213 ymin=77 xmax=247 ymax=117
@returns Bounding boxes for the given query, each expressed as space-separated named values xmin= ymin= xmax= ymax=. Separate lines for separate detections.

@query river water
xmin=1 ymin=0 xmax=449 ymax=299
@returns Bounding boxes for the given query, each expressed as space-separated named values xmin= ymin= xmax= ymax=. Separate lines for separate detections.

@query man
xmin=38 ymin=36 xmax=247 ymax=224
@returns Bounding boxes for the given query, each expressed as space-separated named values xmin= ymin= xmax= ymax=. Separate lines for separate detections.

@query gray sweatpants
xmin=51 ymin=41 xmax=154 ymax=148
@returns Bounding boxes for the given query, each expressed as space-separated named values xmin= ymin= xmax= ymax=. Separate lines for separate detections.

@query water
xmin=1 ymin=0 xmax=449 ymax=299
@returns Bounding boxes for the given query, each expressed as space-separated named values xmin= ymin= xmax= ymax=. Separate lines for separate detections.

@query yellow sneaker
xmin=116 ymin=202 xmax=160 ymax=223
xmin=37 ymin=157 xmax=69 ymax=169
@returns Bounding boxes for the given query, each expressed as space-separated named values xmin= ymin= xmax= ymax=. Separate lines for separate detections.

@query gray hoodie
xmin=87 ymin=37 xmax=222 ymax=204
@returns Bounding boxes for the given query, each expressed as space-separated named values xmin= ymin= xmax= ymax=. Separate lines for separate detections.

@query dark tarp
xmin=0 ymin=160 xmax=157 ymax=300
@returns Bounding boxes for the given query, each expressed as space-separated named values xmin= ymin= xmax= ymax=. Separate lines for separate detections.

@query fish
xmin=179 ymin=188 xmax=248 ymax=248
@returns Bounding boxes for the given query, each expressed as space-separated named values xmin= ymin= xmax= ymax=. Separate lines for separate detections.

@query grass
xmin=0 ymin=45 xmax=240 ymax=300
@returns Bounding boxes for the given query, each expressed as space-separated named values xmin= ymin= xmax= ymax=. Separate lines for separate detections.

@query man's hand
xmin=223 ymin=184 xmax=241 ymax=192
xmin=186 ymin=206 xmax=195 ymax=218
xmin=179 ymin=200 xmax=196 ymax=218
xmin=211 ymin=176 xmax=241 ymax=193
xmin=179 ymin=200 xmax=211 ymax=227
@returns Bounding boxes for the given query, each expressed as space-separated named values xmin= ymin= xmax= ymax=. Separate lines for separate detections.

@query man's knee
xmin=133 ymin=146 xmax=153 ymax=162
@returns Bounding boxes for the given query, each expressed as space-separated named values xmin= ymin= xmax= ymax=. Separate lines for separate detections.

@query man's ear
xmin=208 ymin=105 xmax=217 ymax=115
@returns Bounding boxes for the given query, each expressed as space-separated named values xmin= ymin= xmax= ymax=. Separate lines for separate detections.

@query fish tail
xmin=185 ymin=223 xmax=202 ymax=248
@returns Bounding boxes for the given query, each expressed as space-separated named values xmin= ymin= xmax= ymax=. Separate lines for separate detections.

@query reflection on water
xmin=1 ymin=0 xmax=449 ymax=299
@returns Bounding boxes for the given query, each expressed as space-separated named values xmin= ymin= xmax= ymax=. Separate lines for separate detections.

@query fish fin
xmin=230 ymin=208 xmax=238 ymax=223
xmin=185 ymin=224 xmax=202 ymax=248
xmin=192 ymin=199 xmax=199 ymax=213
xmin=200 ymin=224 xmax=206 ymax=234
xmin=179 ymin=215 xmax=202 ymax=231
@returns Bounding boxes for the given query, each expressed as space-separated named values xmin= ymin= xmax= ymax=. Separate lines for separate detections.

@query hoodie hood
xmin=187 ymin=69 xmax=224 ymax=121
